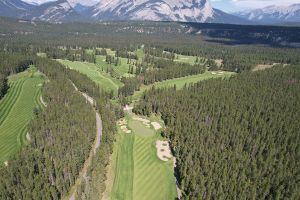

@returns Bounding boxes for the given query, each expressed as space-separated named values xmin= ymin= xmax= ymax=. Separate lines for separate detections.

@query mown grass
xmin=0 ymin=68 xmax=44 ymax=163
xmin=57 ymin=59 xmax=123 ymax=95
xmin=110 ymin=114 xmax=177 ymax=200
xmin=132 ymin=71 xmax=235 ymax=101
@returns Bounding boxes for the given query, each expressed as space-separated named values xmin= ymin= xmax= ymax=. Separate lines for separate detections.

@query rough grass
xmin=132 ymin=71 xmax=235 ymax=101
xmin=57 ymin=59 xmax=123 ymax=95
xmin=109 ymin=114 xmax=177 ymax=200
xmin=0 ymin=69 xmax=44 ymax=163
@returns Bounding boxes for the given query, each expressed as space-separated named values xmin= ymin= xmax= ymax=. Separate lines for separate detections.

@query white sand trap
xmin=40 ymin=96 xmax=47 ymax=107
xmin=120 ymin=125 xmax=131 ymax=134
xmin=133 ymin=117 xmax=150 ymax=123
xmin=118 ymin=119 xmax=127 ymax=126
xmin=26 ymin=133 xmax=31 ymax=141
xmin=151 ymin=122 xmax=162 ymax=130
xmin=211 ymin=72 xmax=217 ymax=75
xmin=156 ymin=140 xmax=172 ymax=161
xmin=4 ymin=161 xmax=8 ymax=166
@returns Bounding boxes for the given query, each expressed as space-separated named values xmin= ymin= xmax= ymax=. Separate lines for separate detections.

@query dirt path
xmin=67 ymin=82 xmax=103 ymax=200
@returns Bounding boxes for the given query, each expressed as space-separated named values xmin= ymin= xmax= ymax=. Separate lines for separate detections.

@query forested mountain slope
xmin=134 ymin=66 xmax=300 ymax=199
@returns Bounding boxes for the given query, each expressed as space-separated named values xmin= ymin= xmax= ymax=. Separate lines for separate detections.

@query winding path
xmin=67 ymin=82 xmax=103 ymax=200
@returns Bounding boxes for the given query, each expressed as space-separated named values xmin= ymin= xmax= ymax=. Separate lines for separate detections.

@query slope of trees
xmin=0 ymin=52 xmax=32 ymax=99
xmin=134 ymin=66 xmax=300 ymax=199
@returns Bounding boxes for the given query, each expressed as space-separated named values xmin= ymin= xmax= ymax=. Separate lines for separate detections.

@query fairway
xmin=132 ymin=71 xmax=235 ymax=100
xmin=0 ymin=69 xmax=44 ymax=163
xmin=108 ymin=114 xmax=177 ymax=200
xmin=57 ymin=59 xmax=123 ymax=95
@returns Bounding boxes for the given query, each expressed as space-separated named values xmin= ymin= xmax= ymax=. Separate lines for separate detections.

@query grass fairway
xmin=57 ymin=59 xmax=123 ymax=95
xmin=132 ymin=71 xmax=235 ymax=100
xmin=109 ymin=114 xmax=177 ymax=200
xmin=0 ymin=68 xmax=44 ymax=163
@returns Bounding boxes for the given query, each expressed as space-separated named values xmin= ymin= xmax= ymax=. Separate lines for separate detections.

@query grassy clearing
xmin=0 ymin=68 xmax=44 ymax=163
xmin=132 ymin=71 xmax=235 ymax=101
xmin=95 ymin=55 xmax=134 ymax=78
xmin=109 ymin=114 xmax=177 ymax=200
xmin=174 ymin=53 xmax=198 ymax=64
xmin=57 ymin=59 xmax=123 ymax=95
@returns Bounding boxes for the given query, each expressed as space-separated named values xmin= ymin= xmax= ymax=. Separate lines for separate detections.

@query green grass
xmin=128 ymin=117 xmax=155 ymax=137
xmin=132 ymin=71 xmax=235 ymax=101
xmin=110 ymin=114 xmax=177 ymax=200
xmin=174 ymin=53 xmax=198 ymax=64
xmin=0 ymin=68 xmax=44 ymax=163
xmin=136 ymin=48 xmax=145 ymax=62
xmin=57 ymin=59 xmax=123 ymax=95
xmin=95 ymin=55 xmax=134 ymax=78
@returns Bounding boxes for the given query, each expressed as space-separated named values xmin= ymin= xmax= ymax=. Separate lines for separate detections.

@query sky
xmin=22 ymin=0 xmax=300 ymax=12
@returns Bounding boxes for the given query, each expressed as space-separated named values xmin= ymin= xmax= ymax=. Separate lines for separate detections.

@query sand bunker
xmin=211 ymin=72 xmax=217 ymax=75
xmin=156 ymin=140 xmax=173 ymax=161
xmin=151 ymin=122 xmax=162 ymax=130
xmin=118 ymin=119 xmax=131 ymax=133
xmin=118 ymin=119 xmax=127 ymax=126
xmin=133 ymin=117 xmax=150 ymax=123
xmin=4 ymin=161 xmax=8 ymax=166
xmin=26 ymin=133 xmax=31 ymax=141
xmin=120 ymin=125 xmax=131 ymax=134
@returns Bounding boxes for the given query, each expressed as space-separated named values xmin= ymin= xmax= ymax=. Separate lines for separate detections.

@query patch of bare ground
xmin=253 ymin=63 xmax=286 ymax=72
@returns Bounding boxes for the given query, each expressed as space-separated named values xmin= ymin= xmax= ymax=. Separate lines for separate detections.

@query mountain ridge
xmin=233 ymin=4 xmax=300 ymax=24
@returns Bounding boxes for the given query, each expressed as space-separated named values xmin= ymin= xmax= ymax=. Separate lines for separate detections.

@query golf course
xmin=105 ymin=112 xmax=177 ymax=200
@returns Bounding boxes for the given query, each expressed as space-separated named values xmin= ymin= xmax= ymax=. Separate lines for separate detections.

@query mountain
xmin=234 ymin=4 xmax=300 ymax=24
xmin=0 ymin=0 xmax=247 ymax=24
xmin=0 ymin=0 xmax=35 ymax=18
xmin=71 ymin=3 xmax=89 ymax=13
xmin=86 ymin=0 xmax=247 ymax=24
xmin=22 ymin=0 xmax=83 ymax=22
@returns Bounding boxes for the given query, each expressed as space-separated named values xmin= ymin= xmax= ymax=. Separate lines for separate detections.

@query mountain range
xmin=0 ymin=0 xmax=299 ymax=25
xmin=234 ymin=4 xmax=300 ymax=25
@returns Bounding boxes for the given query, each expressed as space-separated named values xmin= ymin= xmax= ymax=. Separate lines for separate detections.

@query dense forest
xmin=1 ymin=17 xmax=300 ymax=73
xmin=0 ymin=52 xmax=32 ymax=99
xmin=134 ymin=65 xmax=300 ymax=199
xmin=0 ymin=58 xmax=119 ymax=199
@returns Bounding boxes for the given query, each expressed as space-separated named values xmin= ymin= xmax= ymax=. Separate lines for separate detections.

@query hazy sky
xmin=22 ymin=0 xmax=300 ymax=12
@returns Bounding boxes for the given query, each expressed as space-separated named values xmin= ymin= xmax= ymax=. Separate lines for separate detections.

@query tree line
xmin=0 ymin=52 xmax=33 ymax=99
